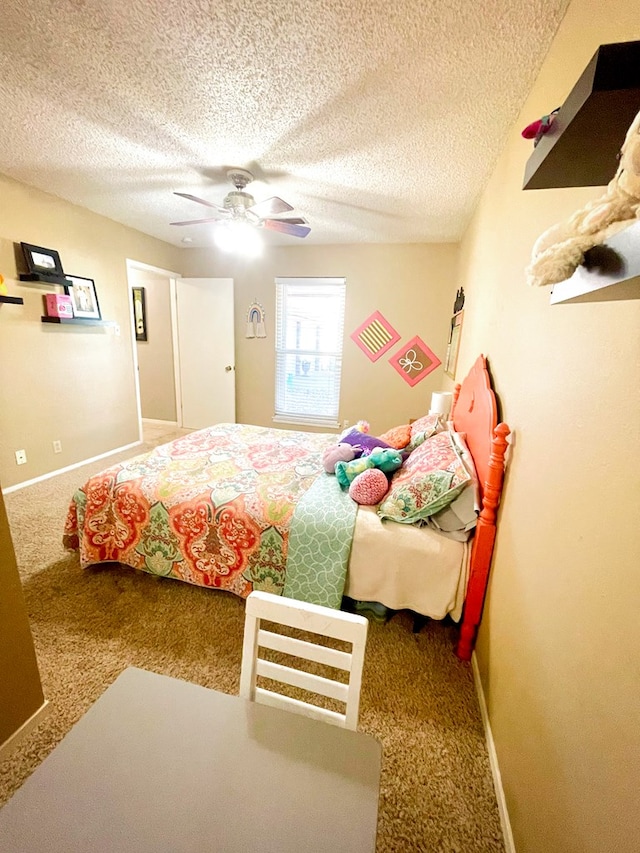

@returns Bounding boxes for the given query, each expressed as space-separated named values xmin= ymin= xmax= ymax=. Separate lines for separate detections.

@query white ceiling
xmin=0 ymin=0 xmax=570 ymax=248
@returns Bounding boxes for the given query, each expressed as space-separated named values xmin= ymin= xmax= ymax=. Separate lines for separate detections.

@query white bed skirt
xmin=344 ymin=506 xmax=469 ymax=622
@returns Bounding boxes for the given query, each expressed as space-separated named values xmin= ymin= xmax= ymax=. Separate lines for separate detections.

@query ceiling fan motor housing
xmin=224 ymin=190 xmax=257 ymax=217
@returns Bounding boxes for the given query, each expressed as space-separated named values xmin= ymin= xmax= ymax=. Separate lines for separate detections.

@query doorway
xmin=126 ymin=262 xmax=236 ymax=436
xmin=126 ymin=260 xmax=181 ymax=437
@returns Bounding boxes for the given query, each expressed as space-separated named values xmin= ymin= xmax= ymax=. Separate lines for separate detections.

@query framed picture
xmin=64 ymin=275 xmax=101 ymax=319
xmin=389 ymin=335 xmax=441 ymax=387
xmin=132 ymin=286 xmax=147 ymax=341
xmin=444 ymin=310 xmax=463 ymax=379
xmin=21 ymin=242 xmax=65 ymax=277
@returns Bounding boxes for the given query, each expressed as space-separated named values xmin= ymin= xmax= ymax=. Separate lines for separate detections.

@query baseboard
xmin=141 ymin=418 xmax=178 ymax=426
xmin=471 ymin=652 xmax=516 ymax=853
xmin=0 ymin=700 xmax=50 ymax=763
xmin=2 ymin=441 xmax=142 ymax=495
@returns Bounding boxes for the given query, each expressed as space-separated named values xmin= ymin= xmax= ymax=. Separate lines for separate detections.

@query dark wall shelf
xmin=20 ymin=272 xmax=72 ymax=285
xmin=0 ymin=295 xmax=24 ymax=305
xmin=524 ymin=40 xmax=640 ymax=190
xmin=41 ymin=316 xmax=113 ymax=327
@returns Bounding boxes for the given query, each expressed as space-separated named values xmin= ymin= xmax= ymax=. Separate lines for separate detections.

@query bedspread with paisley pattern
xmin=63 ymin=423 xmax=336 ymax=598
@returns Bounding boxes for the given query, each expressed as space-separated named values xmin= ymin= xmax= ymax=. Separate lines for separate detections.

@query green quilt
xmin=283 ymin=473 xmax=358 ymax=609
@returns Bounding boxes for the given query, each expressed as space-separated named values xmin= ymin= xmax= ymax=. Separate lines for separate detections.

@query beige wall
xmin=0 ymin=174 xmax=182 ymax=487
xmin=181 ymin=243 xmax=459 ymax=435
xmin=131 ymin=267 xmax=178 ymax=422
xmin=3 ymin=6 xmax=639 ymax=846
xmin=0 ymin=485 xmax=44 ymax=747
xmin=455 ymin=3 xmax=640 ymax=851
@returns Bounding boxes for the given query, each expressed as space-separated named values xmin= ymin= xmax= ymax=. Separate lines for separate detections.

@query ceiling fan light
xmin=213 ymin=221 xmax=262 ymax=257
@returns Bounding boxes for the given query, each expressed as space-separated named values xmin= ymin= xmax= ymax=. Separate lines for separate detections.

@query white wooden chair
xmin=239 ymin=591 xmax=369 ymax=730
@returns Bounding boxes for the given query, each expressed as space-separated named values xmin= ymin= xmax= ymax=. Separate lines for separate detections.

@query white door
xmin=176 ymin=278 xmax=235 ymax=429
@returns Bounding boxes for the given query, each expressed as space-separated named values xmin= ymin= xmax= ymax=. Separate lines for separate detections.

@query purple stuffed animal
xmin=322 ymin=442 xmax=357 ymax=474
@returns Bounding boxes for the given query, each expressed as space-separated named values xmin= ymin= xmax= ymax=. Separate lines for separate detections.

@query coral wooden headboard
xmin=452 ymin=355 xmax=510 ymax=660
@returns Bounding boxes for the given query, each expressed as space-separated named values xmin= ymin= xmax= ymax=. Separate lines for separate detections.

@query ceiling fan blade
xmin=174 ymin=192 xmax=227 ymax=212
xmin=249 ymin=196 xmax=294 ymax=218
xmin=170 ymin=217 xmax=222 ymax=226
xmin=272 ymin=217 xmax=308 ymax=226
xmin=263 ymin=219 xmax=311 ymax=238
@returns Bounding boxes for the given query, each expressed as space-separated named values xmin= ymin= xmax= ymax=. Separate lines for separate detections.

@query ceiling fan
xmin=171 ymin=168 xmax=311 ymax=238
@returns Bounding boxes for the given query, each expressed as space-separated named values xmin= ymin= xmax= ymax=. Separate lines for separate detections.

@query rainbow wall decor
xmin=246 ymin=300 xmax=266 ymax=338
xmin=350 ymin=311 xmax=400 ymax=362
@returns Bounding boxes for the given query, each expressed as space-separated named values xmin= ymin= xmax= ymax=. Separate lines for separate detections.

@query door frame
xmin=125 ymin=259 xmax=183 ymax=437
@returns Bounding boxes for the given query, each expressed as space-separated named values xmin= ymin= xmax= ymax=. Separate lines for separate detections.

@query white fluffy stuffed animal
xmin=526 ymin=109 xmax=640 ymax=287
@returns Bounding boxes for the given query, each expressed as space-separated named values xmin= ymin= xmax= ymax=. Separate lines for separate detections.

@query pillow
xmin=427 ymin=430 xmax=482 ymax=540
xmin=378 ymin=430 xmax=471 ymax=524
xmin=449 ymin=429 xmax=481 ymax=508
xmin=407 ymin=413 xmax=444 ymax=451
xmin=378 ymin=423 xmax=412 ymax=450
xmin=427 ymin=486 xmax=478 ymax=540
xmin=340 ymin=428 xmax=391 ymax=455
xmin=349 ymin=468 xmax=390 ymax=505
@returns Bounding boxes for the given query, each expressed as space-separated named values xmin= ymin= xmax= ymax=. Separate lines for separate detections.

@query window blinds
xmin=274 ymin=277 xmax=346 ymax=427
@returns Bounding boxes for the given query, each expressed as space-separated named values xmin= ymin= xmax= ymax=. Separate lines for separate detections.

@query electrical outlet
xmin=342 ymin=419 xmax=350 ymax=428
xmin=53 ymin=440 xmax=62 ymax=453
xmin=15 ymin=449 xmax=27 ymax=465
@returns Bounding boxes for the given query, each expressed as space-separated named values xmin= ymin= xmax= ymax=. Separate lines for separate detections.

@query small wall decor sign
xmin=65 ymin=275 xmax=101 ymax=320
xmin=389 ymin=335 xmax=442 ymax=387
xmin=350 ymin=311 xmax=400 ymax=362
xmin=44 ymin=293 xmax=74 ymax=319
xmin=132 ymin=286 xmax=147 ymax=341
xmin=246 ymin=299 xmax=266 ymax=338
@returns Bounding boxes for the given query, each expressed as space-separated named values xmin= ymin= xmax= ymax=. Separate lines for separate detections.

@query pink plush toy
xmin=322 ymin=442 xmax=357 ymax=474
xmin=348 ymin=468 xmax=390 ymax=506
xmin=521 ymin=108 xmax=559 ymax=146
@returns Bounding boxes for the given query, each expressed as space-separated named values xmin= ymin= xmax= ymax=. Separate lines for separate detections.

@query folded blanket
xmin=283 ymin=474 xmax=358 ymax=609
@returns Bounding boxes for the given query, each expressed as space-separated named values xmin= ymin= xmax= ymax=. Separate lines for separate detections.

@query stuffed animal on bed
xmin=339 ymin=427 xmax=391 ymax=456
xmin=322 ymin=442 xmax=358 ymax=474
xmin=526 ymin=108 xmax=640 ymax=287
xmin=348 ymin=468 xmax=391 ymax=505
xmin=335 ymin=446 xmax=403 ymax=489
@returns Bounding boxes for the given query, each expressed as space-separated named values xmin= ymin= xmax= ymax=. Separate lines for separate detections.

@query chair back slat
xmin=254 ymin=687 xmax=347 ymax=726
xmin=246 ymin=592 xmax=365 ymax=643
xmin=257 ymin=628 xmax=352 ymax=671
xmin=255 ymin=658 xmax=350 ymax=703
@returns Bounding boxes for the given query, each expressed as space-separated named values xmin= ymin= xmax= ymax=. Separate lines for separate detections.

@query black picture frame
xmin=64 ymin=275 xmax=101 ymax=320
xmin=21 ymin=242 xmax=65 ymax=277
xmin=132 ymin=286 xmax=147 ymax=341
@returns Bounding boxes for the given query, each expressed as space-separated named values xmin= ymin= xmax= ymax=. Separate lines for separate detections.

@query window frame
xmin=273 ymin=276 xmax=346 ymax=429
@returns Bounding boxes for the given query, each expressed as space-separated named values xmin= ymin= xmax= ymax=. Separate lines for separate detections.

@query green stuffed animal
xmin=335 ymin=447 xmax=403 ymax=489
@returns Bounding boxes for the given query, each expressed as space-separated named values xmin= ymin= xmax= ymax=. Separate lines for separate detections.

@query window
xmin=274 ymin=277 xmax=346 ymax=428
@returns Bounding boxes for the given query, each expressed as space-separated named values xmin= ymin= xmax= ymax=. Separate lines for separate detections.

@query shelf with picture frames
xmin=41 ymin=316 xmax=116 ymax=327
xmin=19 ymin=273 xmax=72 ymax=285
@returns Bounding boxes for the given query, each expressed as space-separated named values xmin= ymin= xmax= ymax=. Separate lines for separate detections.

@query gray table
xmin=0 ymin=667 xmax=381 ymax=852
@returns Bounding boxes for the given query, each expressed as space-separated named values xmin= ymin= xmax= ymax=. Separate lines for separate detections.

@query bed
xmin=63 ymin=355 xmax=510 ymax=660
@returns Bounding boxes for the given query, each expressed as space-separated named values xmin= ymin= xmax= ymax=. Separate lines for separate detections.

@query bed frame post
xmin=456 ymin=422 xmax=510 ymax=661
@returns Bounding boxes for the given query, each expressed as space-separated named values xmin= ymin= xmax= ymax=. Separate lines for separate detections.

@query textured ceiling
xmin=0 ymin=0 xmax=570 ymax=248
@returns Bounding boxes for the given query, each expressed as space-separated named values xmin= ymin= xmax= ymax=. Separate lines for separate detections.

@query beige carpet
xmin=1 ymin=437 xmax=505 ymax=852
